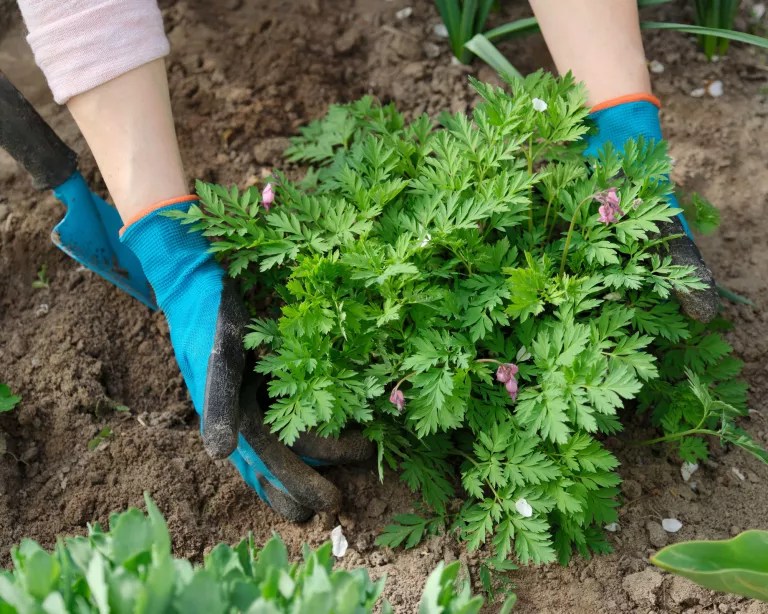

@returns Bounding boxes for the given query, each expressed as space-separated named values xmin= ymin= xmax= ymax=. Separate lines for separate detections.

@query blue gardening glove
xmin=121 ymin=198 xmax=372 ymax=521
xmin=584 ymin=95 xmax=719 ymax=322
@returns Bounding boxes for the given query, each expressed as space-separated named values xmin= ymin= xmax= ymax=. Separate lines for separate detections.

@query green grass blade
xmin=459 ymin=0 xmax=479 ymax=62
xmin=651 ymin=531 xmax=768 ymax=601
xmin=475 ymin=0 xmax=495 ymax=35
xmin=641 ymin=21 xmax=768 ymax=51
xmin=464 ymin=34 xmax=523 ymax=79
xmin=460 ymin=0 xmax=478 ymax=42
xmin=434 ymin=0 xmax=463 ymax=56
xmin=484 ymin=17 xmax=541 ymax=42
xmin=637 ymin=0 xmax=674 ymax=6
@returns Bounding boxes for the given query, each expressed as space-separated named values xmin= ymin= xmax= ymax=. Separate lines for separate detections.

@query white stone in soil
xmin=396 ymin=7 xmax=413 ymax=19
xmin=662 ymin=518 xmax=683 ymax=533
xmin=681 ymin=461 xmax=699 ymax=482
xmin=433 ymin=23 xmax=449 ymax=38
xmin=708 ymin=80 xmax=724 ymax=98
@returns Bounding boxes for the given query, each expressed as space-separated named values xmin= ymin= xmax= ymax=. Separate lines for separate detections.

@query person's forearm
xmin=528 ymin=0 xmax=652 ymax=106
xmin=66 ymin=59 xmax=188 ymax=221
xmin=17 ymin=0 xmax=186 ymax=220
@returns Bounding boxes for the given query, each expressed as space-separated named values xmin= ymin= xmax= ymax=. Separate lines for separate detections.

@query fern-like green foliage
xmin=169 ymin=72 xmax=762 ymax=567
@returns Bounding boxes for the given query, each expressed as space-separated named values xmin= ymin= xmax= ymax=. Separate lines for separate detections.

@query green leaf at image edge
xmin=651 ymin=530 xmax=768 ymax=601
xmin=0 ymin=384 xmax=21 ymax=413
xmin=640 ymin=22 xmax=768 ymax=50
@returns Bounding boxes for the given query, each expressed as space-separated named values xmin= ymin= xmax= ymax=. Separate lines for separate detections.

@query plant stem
xmin=393 ymin=371 xmax=418 ymax=392
xmin=526 ymin=137 xmax=534 ymax=233
xmin=639 ymin=428 xmax=720 ymax=446
xmin=558 ymin=193 xmax=595 ymax=276
xmin=542 ymin=196 xmax=554 ymax=237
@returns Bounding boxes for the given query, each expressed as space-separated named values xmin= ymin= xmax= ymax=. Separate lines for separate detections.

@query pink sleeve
xmin=17 ymin=0 xmax=170 ymax=104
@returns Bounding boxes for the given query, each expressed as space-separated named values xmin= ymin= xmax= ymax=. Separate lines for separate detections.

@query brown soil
xmin=1 ymin=1 xmax=768 ymax=612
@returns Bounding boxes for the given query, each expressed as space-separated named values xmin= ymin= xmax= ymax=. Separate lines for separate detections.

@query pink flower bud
xmin=495 ymin=363 xmax=519 ymax=384
xmin=389 ymin=388 xmax=405 ymax=412
xmin=262 ymin=183 xmax=275 ymax=210
xmin=505 ymin=378 xmax=518 ymax=401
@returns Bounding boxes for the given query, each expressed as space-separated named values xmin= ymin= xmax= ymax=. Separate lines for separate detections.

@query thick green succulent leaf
xmin=651 ymin=531 xmax=768 ymax=601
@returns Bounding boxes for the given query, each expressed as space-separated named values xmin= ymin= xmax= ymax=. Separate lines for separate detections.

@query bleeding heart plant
xmin=170 ymin=71 xmax=764 ymax=567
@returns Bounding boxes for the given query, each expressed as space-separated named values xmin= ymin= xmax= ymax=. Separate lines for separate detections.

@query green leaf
xmin=0 ymin=384 xmax=21 ymax=413
xmin=651 ymin=531 xmax=768 ymax=601
xmin=110 ymin=507 xmax=155 ymax=567
xmin=464 ymin=35 xmax=522 ymax=79
xmin=175 ymin=570 xmax=226 ymax=614
xmin=376 ymin=514 xmax=435 ymax=550
xmin=14 ymin=541 xmax=60 ymax=600
xmin=641 ymin=21 xmax=768 ymax=51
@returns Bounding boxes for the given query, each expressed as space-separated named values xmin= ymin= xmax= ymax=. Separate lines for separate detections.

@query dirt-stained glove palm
xmin=584 ymin=96 xmax=719 ymax=323
xmin=121 ymin=199 xmax=371 ymax=521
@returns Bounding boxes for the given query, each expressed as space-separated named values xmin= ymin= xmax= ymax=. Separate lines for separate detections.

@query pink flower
xmin=262 ymin=183 xmax=275 ymax=210
xmin=495 ymin=363 xmax=519 ymax=384
xmin=505 ymin=378 xmax=518 ymax=401
xmin=495 ymin=363 xmax=520 ymax=401
xmin=595 ymin=188 xmax=624 ymax=225
xmin=389 ymin=388 xmax=405 ymax=412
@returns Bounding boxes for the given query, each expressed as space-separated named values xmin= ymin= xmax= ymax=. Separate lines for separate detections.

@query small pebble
xmin=649 ymin=60 xmax=665 ymax=74
xmin=753 ymin=3 xmax=766 ymax=20
xmin=681 ymin=462 xmax=698 ymax=482
xmin=708 ymin=80 xmax=724 ymax=98
xmin=395 ymin=6 xmax=412 ymax=19
xmin=34 ymin=304 xmax=49 ymax=317
xmin=732 ymin=467 xmax=746 ymax=481
xmin=662 ymin=518 xmax=683 ymax=533
xmin=690 ymin=88 xmax=706 ymax=98
xmin=605 ymin=522 xmax=620 ymax=532
xmin=433 ymin=23 xmax=449 ymax=38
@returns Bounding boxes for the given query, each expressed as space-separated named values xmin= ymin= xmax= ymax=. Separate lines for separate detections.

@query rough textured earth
xmin=1 ymin=1 xmax=768 ymax=612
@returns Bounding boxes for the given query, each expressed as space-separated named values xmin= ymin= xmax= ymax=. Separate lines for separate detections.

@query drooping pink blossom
xmin=505 ymin=378 xmax=519 ymax=401
xmin=595 ymin=188 xmax=624 ymax=225
xmin=262 ymin=183 xmax=275 ymax=210
xmin=389 ymin=388 xmax=405 ymax=412
xmin=495 ymin=363 xmax=519 ymax=384
xmin=495 ymin=362 xmax=520 ymax=401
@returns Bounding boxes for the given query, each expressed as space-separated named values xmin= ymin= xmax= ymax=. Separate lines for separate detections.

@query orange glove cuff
xmin=119 ymin=194 xmax=198 ymax=235
xmin=590 ymin=93 xmax=662 ymax=113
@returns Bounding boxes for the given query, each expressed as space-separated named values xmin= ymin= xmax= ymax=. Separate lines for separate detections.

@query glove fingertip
xmin=261 ymin=480 xmax=315 ymax=523
xmin=203 ymin=423 xmax=239 ymax=459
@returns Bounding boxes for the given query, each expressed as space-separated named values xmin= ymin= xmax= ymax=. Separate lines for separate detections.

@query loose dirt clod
xmin=622 ymin=568 xmax=664 ymax=606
